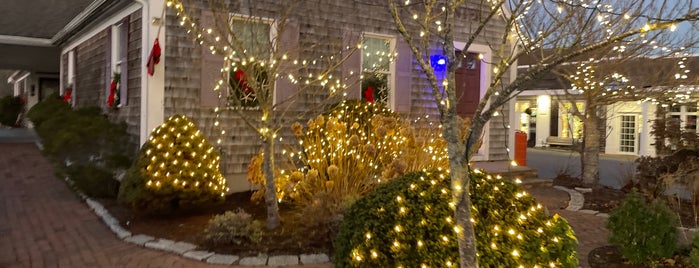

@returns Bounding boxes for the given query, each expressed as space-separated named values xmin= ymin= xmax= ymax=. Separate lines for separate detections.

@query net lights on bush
xmin=144 ymin=114 xmax=228 ymax=197
xmin=339 ymin=169 xmax=578 ymax=267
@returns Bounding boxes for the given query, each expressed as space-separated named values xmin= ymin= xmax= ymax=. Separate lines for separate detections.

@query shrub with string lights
xmin=118 ymin=114 xmax=228 ymax=215
xmin=248 ymin=100 xmax=451 ymax=207
xmin=335 ymin=169 xmax=578 ymax=267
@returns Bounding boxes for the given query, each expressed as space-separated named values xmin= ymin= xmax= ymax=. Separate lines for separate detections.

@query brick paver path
xmin=0 ymin=143 xmax=330 ymax=268
xmin=529 ymin=186 xmax=609 ymax=268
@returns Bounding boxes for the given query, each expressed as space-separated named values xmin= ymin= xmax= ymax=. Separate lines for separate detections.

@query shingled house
xmin=53 ymin=0 xmax=516 ymax=192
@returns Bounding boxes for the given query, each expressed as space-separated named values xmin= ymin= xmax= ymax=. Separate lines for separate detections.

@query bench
xmin=546 ymin=136 xmax=574 ymax=147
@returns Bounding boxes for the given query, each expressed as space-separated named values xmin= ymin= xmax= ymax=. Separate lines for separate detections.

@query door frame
xmin=454 ymin=41 xmax=491 ymax=161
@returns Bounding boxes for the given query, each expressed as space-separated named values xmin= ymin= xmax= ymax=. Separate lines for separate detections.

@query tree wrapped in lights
xmin=166 ymin=0 xmax=396 ymax=229
xmin=335 ymin=169 xmax=578 ymax=267
xmin=387 ymin=0 xmax=698 ymax=265
xmin=118 ymin=114 xmax=228 ymax=215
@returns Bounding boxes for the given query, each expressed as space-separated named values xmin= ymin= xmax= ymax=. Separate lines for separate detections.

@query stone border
xmin=35 ymin=141 xmax=330 ymax=267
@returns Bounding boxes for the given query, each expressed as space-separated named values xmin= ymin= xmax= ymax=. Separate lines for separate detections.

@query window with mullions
xmin=620 ymin=115 xmax=637 ymax=153
xmin=226 ymin=17 xmax=272 ymax=108
xmin=669 ymin=103 xmax=698 ymax=133
xmin=361 ymin=35 xmax=394 ymax=106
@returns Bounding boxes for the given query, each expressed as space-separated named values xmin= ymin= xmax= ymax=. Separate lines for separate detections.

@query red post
xmin=514 ymin=131 xmax=527 ymax=166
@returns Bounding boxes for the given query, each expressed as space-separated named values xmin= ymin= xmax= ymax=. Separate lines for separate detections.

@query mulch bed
xmin=100 ymin=191 xmax=335 ymax=257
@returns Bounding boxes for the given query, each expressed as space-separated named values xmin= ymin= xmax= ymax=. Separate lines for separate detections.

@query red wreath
xmin=107 ymin=73 xmax=120 ymax=107
xmin=234 ymin=69 xmax=253 ymax=93
xmin=363 ymin=85 xmax=375 ymax=103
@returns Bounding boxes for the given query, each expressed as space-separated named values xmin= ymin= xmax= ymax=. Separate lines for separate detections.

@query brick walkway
xmin=529 ymin=186 xmax=609 ymax=268
xmin=0 ymin=140 xmax=608 ymax=267
xmin=0 ymin=143 xmax=330 ymax=268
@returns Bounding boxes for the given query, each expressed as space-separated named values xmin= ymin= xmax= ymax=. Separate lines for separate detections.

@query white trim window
xmin=226 ymin=15 xmax=274 ymax=108
xmin=66 ymin=50 xmax=76 ymax=105
xmin=109 ymin=21 xmax=128 ymax=107
xmin=670 ymin=103 xmax=698 ymax=133
xmin=361 ymin=34 xmax=395 ymax=108
xmin=619 ymin=114 xmax=637 ymax=153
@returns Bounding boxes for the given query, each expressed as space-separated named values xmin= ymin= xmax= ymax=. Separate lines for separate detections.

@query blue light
xmin=430 ymin=54 xmax=447 ymax=71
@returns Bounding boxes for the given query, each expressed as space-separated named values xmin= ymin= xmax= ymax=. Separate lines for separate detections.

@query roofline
xmin=0 ymin=35 xmax=52 ymax=47
xmin=51 ymin=0 xmax=109 ymax=45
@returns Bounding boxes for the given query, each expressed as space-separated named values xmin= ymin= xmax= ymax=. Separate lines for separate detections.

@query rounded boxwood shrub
xmin=118 ymin=114 xmax=228 ymax=215
xmin=607 ymin=190 xmax=678 ymax=264
xmin=335 ymin=170 xmax=578 ymax=267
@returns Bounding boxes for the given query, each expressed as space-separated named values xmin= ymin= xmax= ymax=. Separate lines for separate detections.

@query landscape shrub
xmin=0 ymin=95 xmax=24 ymax=127
xmin=335 ymin=170 xmax=578 ymax=267
xmin=205 ymin=209 xmax=264 ymax=245
xmin=26 ymin=93 xmax=70 ymax=127
xmin=27 ymin=95 xmax=134 ymax=168
xmin=634 ymin=149 xmax=699 ymax=199
xmin=249 ymin=100 xmax=453 ymax=208
xmin=607 ymin=190 xmax=678 ymax=264
xmin=118 ymin=114 xmax=227 ymax=215
xmin=26 ymin=94 xmax=134 ymax=198
xmin=690 ymin=233 xmax=699 ymax=267
xmin=66 ymin=164 xmax=120 ymax=198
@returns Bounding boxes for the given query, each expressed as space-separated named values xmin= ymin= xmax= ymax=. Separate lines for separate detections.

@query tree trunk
xmin=581 ymin=109 xmax=601 ymax=185
xmin=262 ymin=133 xmax=281 ymax=229
xmin=443 ymin=111 xmax=478 ymax=268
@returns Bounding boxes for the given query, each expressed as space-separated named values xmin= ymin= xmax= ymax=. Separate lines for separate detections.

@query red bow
xmin=62 ymin=89 xmax=72 ymax=103
xmin=147 ymin=38 xmax=161 ymax=76
xmin=107 ymin=80 xmax=117 ymax=107
xmin=363 ymin=85 xmax=375 ymax=103
xmin=235 ymin=69 xmax=252 ymax=93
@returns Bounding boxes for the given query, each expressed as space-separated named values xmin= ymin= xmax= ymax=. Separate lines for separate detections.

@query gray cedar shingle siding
xmin=164 ymin=0 xmax=513 ymax=178
xmin=67 ymin=10 xmax=142 ymax=145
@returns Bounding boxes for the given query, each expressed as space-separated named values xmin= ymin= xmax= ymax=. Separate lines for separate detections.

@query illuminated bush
xmin=118 ymin=114 xmax=228 ymax=215
xmin=335 ymin=170 xmax=578 ymax=267
xmin=249 ymin=100 xmax=450 ymax=206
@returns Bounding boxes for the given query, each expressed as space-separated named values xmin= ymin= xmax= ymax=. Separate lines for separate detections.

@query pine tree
xmin=118 ymin=114 xmax=228 ymax=215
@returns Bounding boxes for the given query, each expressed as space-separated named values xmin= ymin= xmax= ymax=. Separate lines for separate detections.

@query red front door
xmin=454 ymin=51 xmax=481 ymax=119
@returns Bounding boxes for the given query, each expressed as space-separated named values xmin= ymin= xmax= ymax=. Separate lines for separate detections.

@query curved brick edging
xmin=36 ymin=141 xmax=330 ymax=267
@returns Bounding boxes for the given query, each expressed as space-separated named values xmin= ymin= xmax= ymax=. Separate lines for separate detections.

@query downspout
xmin=135 ymin=0 xmax=150 ymax=146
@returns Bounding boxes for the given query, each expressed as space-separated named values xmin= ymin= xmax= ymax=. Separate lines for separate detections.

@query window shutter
xmin=120 ymin=19 xmax=129 ymax=106
xmin=200 ymin=11 xmax=225 ymax=107
xmin=393 ymin=39 xmax=412 ymax=113
xmin=275 ymin=19 xmax=299 ymax=108
xmin=341 ymin=30 xmax=361 ymax=100
xmin=105 ymin=27 xmax=112 ymax=104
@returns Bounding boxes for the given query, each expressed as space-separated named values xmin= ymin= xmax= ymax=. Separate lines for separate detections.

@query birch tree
xmin=168 ymin=0 xmax=370 ymax=229
xmin=387 ymin=0 xmax=698 ymax=266
xmin=554 ymin=46 xmax=697 ymax=185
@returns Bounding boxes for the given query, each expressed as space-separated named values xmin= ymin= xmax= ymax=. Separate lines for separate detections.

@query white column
xmin=536 ymin=95 xmax=551 ymax=147
xmin=139 ymin=0 xmax=166 ymax=146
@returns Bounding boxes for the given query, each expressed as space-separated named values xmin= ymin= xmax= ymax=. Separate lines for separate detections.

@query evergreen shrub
xmin=66 ymin=164 xmax=120 ymax=198
xmin=335 ymin=170 xmax=578 ymax=267
xmin=205 ymin=209 xmax=264 ymax=245
xmin=118 ymin=114 xmax=228 ymax=215
xmin=607 ymin=190 xmax=678 ymax=264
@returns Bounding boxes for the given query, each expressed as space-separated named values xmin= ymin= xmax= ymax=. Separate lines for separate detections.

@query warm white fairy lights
xmin=144 ymin=114 xmax=228 ymax=197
